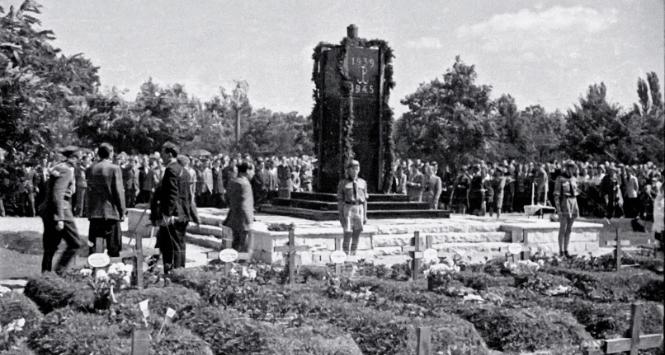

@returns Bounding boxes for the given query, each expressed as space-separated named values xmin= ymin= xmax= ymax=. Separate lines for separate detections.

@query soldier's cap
xmin=58 ymin=145 xmax=81 ymax=158
xmin=346 ymin=159 xmax=360 ymax=168
xmin=563 ymin=160 xmax=576 ymax=167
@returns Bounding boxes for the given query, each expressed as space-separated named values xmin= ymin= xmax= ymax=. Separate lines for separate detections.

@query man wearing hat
xmin=337 ymin=160 xmax=368 ymax=255
xmin=553 ymin=160 xmax=579 ymax=258
xmin=38 ymin=146 xmax=83 ymax=273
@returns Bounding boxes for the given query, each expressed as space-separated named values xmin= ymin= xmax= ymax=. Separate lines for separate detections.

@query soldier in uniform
xmin=337 ymin=160 xmax=368 ymax=255
xmin=38 ymin=146 xmax=83 ymax=273
xmin=553 ymin=160 xmax=579 ymax=258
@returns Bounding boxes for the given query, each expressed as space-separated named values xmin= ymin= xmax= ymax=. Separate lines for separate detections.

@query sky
xmin=6 ymin=0 xmax=664 ymax=116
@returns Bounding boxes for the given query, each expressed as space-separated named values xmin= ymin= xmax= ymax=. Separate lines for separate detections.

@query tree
xmin=395 ymin=56 xmax=494 ymax=167
xmin=0 ymin=1 xmax=99 ymax=162
xmin=564 ymin=83 xmax=622 ymax=161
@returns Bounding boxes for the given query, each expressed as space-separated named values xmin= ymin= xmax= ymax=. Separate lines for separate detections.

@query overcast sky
xmin=9 ymin=0 xmax=664 ymax=116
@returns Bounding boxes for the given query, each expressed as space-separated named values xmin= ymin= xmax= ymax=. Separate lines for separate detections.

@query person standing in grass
xmin=553 ymin=160 xmax=579 ymax=258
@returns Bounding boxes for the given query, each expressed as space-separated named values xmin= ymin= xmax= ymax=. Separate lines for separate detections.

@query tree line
xmin=1 ymin=1 xmax=662 ymax=167
xmin=0 ymin=2 xmax=312 ymax=164
xmin=396 ymin=56 xmax=664 ymax=168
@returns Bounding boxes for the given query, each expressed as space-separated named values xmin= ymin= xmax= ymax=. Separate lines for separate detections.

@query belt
xmin=345 ymin=201 xmax=364 ymax=205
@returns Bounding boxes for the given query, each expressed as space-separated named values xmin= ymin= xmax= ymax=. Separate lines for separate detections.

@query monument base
xmin=127 ymin=208 xmax=604 ymax=266
xmin=261 ymin=191 xmax=450 ymax=220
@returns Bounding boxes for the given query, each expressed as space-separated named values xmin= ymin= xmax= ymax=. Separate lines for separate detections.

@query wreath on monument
xmin=311 ymin=37 xmax=395 ymax=192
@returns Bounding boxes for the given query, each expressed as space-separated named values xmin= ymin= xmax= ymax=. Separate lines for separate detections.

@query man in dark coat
xmin=224 ymin=161 xmax=254 ymax=252
xmin=151 ymin=142 xmax=199 ymax=273
xmin=212 ymin=159 xmax=225 ymax=208
xmin=123 ymin=157 xmax=140 ymax=208
xmin=86 ymin=143 xmax=126 ymax=257
xmin=38 ymin=146 xmax=83 ymax=273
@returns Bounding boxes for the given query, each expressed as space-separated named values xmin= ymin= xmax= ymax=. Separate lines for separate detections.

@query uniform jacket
xmin=75 ymin=164 xmax=87 ymax=188
xmin=38 ymin=162 xmax=76 ymax=221
xmin=202 ymin=167 xmax=213 ymax=193
xmin=151 ymin=160 xmax=199 ymax=224
xmin=223 ymin=175 xmax=254 ymax=231
xmin=86 ymin=159 xmax=126 ymax=220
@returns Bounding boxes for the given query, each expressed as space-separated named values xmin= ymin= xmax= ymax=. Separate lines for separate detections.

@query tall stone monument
xmin=311 ymin=25 xmax=395 ymax=193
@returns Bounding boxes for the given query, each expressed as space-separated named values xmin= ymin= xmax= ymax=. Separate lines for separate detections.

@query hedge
xmin=0 ymin=293 xmax=43 ymax=351
xmin=23 ymin=273 xmax=94 ymax=313
xmin=28 ymin=308 xmax=129 ymax=355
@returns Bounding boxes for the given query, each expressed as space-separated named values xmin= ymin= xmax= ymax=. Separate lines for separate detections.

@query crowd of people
xmin=0 ymin=144 xmax=663 ymax=270
xmin=387 ymin=158 xmax=664 ymax=223
xmin=1 ymin=151 xmax=663 ymax=225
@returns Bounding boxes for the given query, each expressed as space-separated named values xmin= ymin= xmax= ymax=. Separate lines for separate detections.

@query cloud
xmin=406 ymin=36 xmax=443 ymax=49
xmin=456 ymin=6 xmax=618 ymax=55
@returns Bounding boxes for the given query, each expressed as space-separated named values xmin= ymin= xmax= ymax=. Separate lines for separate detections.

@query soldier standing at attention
xmin=38 ymin=146 xmax=83 ymax=273
xmin=337 ymin=160 xmax=368 ymax=255
xmin=553 ymin=160 xmax=579 ymax=258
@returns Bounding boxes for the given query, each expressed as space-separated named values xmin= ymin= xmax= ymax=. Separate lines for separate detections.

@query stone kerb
xmin=500 ymin=221 xmax=603 ymax=255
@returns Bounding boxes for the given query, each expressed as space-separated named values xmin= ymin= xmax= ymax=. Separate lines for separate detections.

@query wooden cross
xmin=131 ymin=328 xmax=150 ymax=355
xmin=273 ymin=225 xmax=309 ymax=284
xmin=614 ymin=226 xmax=621 ymax=271
xmin=401 ymin=231 xmax=429 ymax=281
xmin=333 ymin=236 xmax=344 ymax=276
xmin=416 ymin=326 xmax=431 ymax=355
xmin=584 ymin=303 xmax=664 ymax=355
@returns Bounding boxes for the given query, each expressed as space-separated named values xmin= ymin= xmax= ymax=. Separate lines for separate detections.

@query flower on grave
xmin=79 ymin=268 xmax=93 ymax=277
xmin=503 ymin=260 xmax=540 ymax=275
xmin=3 ymin=318 xmax=25 ymax=333
xmin=95 ymin=269 xmax=109 ymax=281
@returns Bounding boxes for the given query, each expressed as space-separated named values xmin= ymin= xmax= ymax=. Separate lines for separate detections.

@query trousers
xmin=42 ymin=218 xmax=82 ymax=273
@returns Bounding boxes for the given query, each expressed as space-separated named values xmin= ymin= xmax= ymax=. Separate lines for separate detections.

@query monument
xmin=261 ymin=25 xmax=449 ymax=220
xmin=311 ymin=24 xmax=394 ymax=193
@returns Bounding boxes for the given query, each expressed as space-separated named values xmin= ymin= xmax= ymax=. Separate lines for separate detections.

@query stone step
xmin=187 ymin=224 xmax=228 ymax=238
xmin=372 ymin=232 xmax=509 ymax=248
xmin=0 ymin=279 xmax=28 ymax=288
xmin=198 ymin=214 xmax=226 ymax=227
xmin=373 ymin=222 xmax=503 ymax=235
xmin=186 ymin=233 xmax=223 ymax=250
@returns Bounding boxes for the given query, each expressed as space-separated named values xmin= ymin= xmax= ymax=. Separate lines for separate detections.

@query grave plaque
xmin=312 ymin=24 xmax=394 ymax=193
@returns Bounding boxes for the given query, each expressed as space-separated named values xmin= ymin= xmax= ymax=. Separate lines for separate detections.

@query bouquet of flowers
xmin=424 ymin=258 xmax=460 ymax=291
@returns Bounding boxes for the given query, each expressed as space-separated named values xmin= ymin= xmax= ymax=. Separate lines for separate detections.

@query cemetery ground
xmin=0 ymin=215 xmax=663 ymax=355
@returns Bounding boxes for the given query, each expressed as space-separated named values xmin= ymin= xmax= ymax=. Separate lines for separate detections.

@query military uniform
xmin=337 ymin=161 xmax=368 ymax=254
xmin=38 ymin=148 xmax=83 ymax=273
xmin=337 ymin=177 xmax=368 ymax=232
xmin=553 ymin=162 xmax=579 ymax=256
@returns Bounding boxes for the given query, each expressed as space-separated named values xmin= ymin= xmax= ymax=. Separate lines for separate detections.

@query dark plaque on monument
xmin=311 ymin=25 xmax=395 ymax=193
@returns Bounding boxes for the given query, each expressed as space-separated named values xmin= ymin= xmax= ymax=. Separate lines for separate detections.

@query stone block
xmin=186 ymin=233 xmax=222 ymax=250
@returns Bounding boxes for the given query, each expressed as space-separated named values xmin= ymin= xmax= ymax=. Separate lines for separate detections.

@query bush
xmin=543 ymin=266 xmax=662 ymax=302
xmin=0 ymin=293 xmax=43 ymax=351
xmin=265 ymin=323 xmax=362 ymax=355
xmin=0 ymin=341 xmax=35 ymax=355
xmin=23 ymin=273 xmax=94 ymax=313
xmin=28 ymin=308 xmax=129 ymax=355
xmin=109 ymin=286 xmax=202 ymax=334
xmin=513 ymin=272 xmax=573 ymax=294
xmin=452 ymin=271 xmax=515 ymax=291
xmin=150 ymin=322 xmax=213 ymax=355
xmin=288 ymin=292 xmax=489 ymax=355
xmin=456 ymin=305 xmax=593 ymax=353
xmin=179 ymin=306 xmax=274 ymax=354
